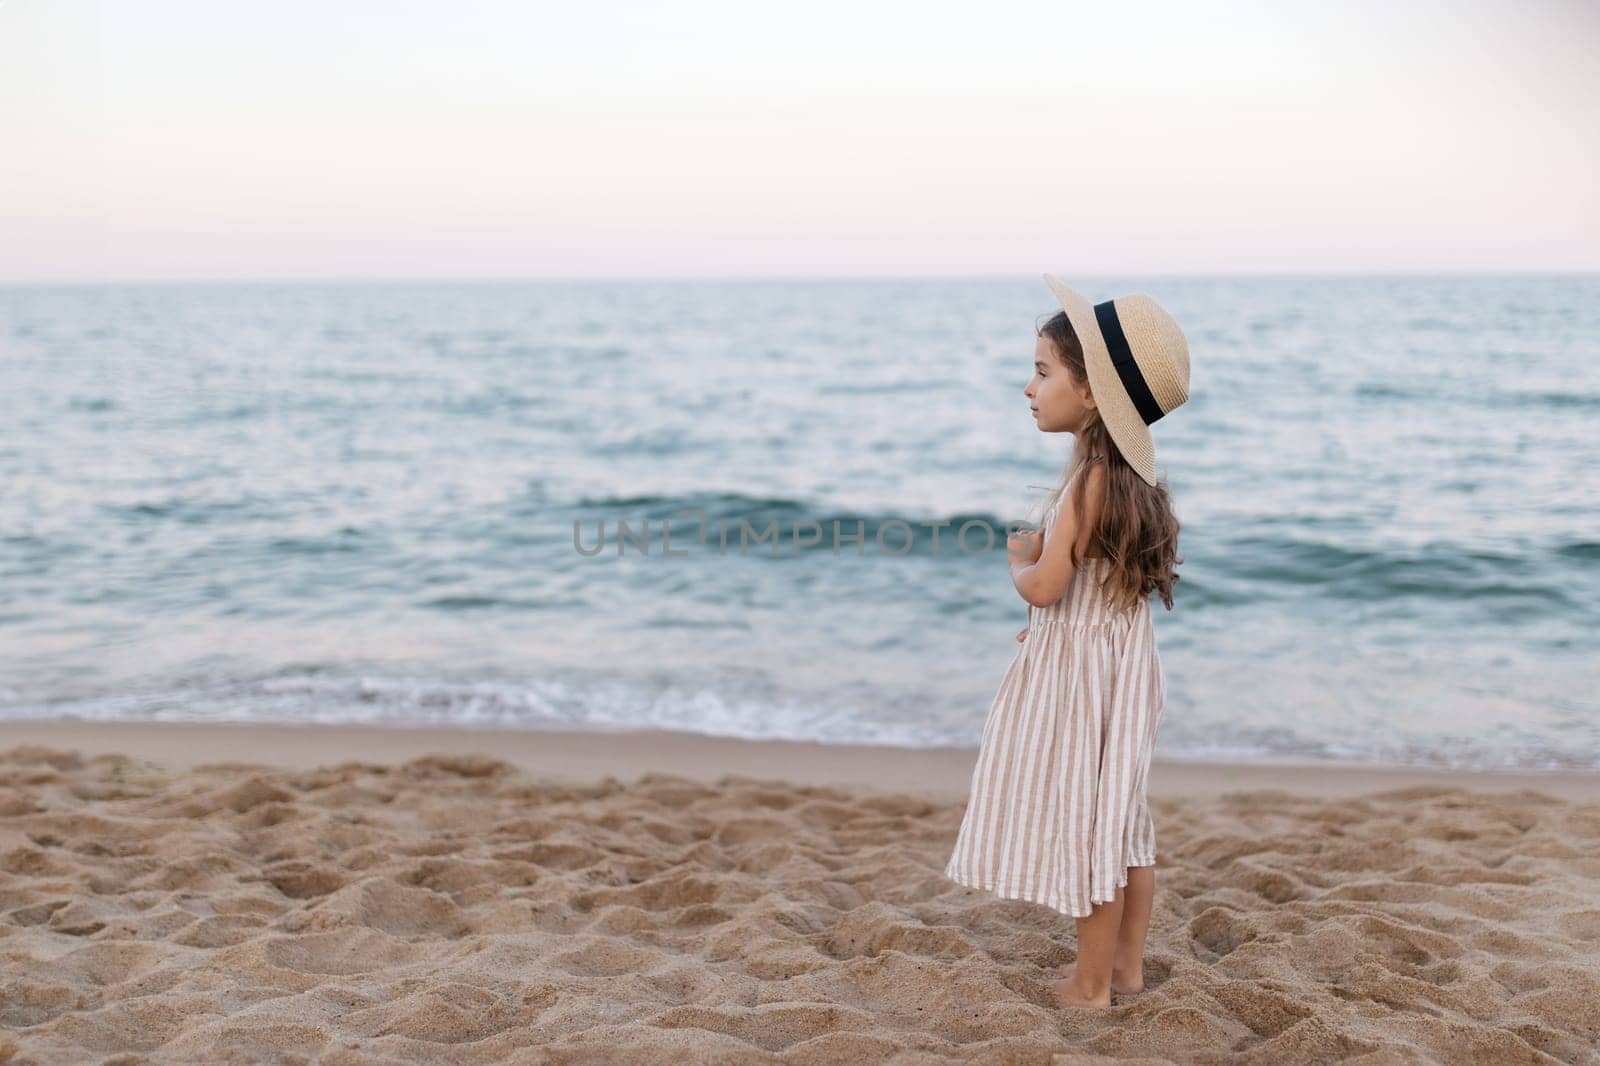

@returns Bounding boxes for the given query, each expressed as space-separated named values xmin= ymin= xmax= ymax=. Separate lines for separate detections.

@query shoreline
xmin=4 ymin=717 xmax=1596 ymax=800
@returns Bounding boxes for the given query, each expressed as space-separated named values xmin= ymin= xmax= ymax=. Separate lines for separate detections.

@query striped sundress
xmin=943 ymin=486 xmax=1167 ymax=919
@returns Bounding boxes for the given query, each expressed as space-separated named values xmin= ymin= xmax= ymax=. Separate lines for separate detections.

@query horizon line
xmin=4 ymin=268 xmax=1599 ymax=288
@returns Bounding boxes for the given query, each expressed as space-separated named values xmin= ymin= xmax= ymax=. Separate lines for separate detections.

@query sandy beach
xmin=2 ymin=720 xmax=1598 ymax=1064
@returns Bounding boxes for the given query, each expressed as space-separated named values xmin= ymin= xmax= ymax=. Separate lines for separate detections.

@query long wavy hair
xmin=1030 ymin=310 xmax=1183 ymax=612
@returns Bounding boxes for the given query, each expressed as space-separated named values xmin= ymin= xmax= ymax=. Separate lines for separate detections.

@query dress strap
xmin=1044 ymin=458 xmax=1102 ymax=528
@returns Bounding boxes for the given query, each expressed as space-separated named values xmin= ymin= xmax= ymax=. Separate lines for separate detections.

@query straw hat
xmin=1042 ymin=273 xmax=1190 ymax=487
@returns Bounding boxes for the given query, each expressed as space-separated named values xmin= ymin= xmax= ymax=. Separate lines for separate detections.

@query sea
xmin=1 ymin=275 xmax=1596 ymax=771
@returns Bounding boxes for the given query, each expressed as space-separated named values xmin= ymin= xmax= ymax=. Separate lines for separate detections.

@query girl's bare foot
xmin=1055 ymin=961 xmax=1143 ymax=996
xmin=1050 ymin=963 xmax=1111 ymax=1008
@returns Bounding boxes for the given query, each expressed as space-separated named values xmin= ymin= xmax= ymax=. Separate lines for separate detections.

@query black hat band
xmin=1094 ymin=299 xmax=1165 ymax=426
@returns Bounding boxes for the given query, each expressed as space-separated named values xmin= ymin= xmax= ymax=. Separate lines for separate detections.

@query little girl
xmin=943 ymin=273 xmax=1191 ymax=1009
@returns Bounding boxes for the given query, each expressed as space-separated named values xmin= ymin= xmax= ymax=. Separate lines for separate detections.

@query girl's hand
xmin=1016 ymin=626 xmax=1029 ymax=643
xmin=1007 ymin=529 xmax=1044 ymax=565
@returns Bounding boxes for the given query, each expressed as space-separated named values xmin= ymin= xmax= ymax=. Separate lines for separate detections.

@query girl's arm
xmin=1010 ymin=466 xmax=1107 ymax=608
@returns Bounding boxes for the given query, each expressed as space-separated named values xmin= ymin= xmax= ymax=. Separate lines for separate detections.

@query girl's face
xmin=1025 ymin=334 xmax=1097 ymax=434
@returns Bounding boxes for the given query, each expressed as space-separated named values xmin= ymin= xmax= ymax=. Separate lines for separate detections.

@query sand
xmin=2 ymin=721 xmax=1598 ymax=1065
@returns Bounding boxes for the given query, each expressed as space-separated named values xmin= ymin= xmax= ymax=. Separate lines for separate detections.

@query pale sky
xmin=2 ymin=0 xmax=1596 ymax=282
